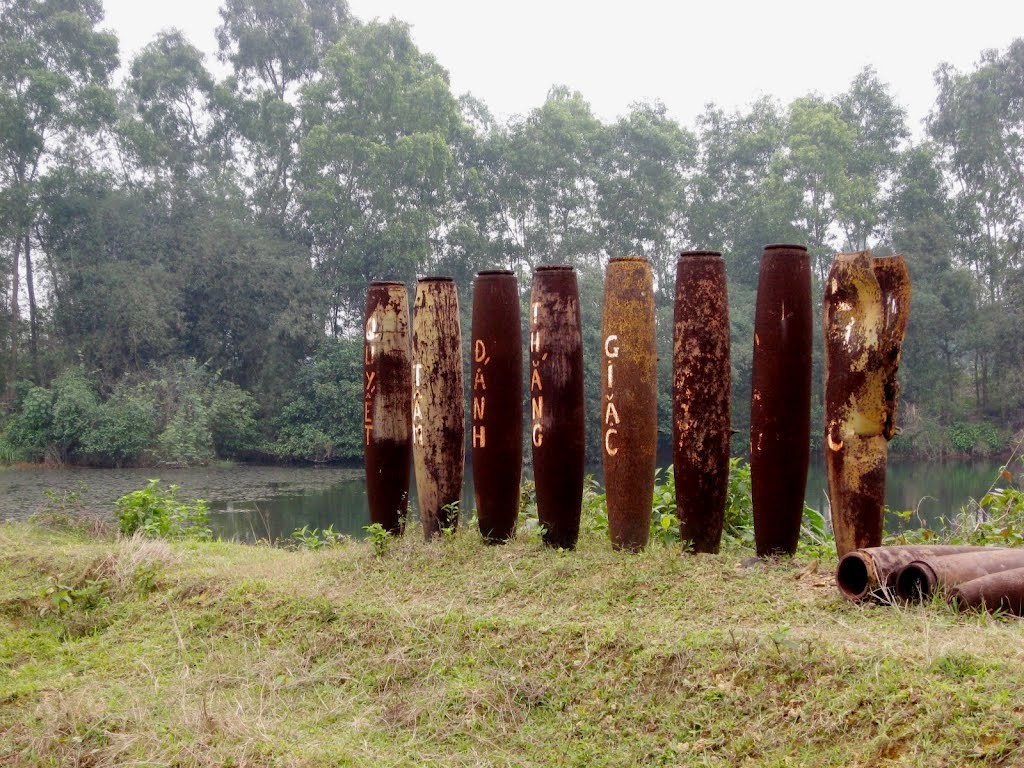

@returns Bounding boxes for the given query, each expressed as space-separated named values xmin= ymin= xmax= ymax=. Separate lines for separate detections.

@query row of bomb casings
xmin=364 ymin=244 xmax=913 ymax=557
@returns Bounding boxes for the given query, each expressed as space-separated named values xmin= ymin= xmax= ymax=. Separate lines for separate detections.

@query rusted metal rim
xmin=895 ymin=562 xmax=938 ymax=602
xmin=476 ymin=269 xmax=514 ymax=276
xmin=608 ymin=256 xmax=650 ymax=264
xmin=763 ymin=244 xmax=808 ymax=252
xmin=370 ymin=280 xmax=405 ymax=286
xmin=678 ymin=250 xmax=722 ymax=259
xmin=535 ymin=264 xmax=573 ymax=271
xmin=836 ymin=552 xmax=874 ymax=600
xmin=419 ymin=276 xmax=455 ymax=283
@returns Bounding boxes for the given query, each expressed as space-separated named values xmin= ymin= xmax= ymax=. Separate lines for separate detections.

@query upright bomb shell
xmin=364 ymin=281 xmax=412 ymax=534
xmin=673 ymin=251 xmax=731 ymax=553
xmin=601 ymin=257 xmax=657 ymax=552
xmin=750 ymin=244 xmax=812 ymax=557
xmin=824 ymin=252 xmax=911 ymax=557
xmin=530 ymin=265 xmax=585 ymax=549
xmin=412 ymin=277 xmax=465 ymax=539
xmin=471 ymin=270 xmax=523 ymax=543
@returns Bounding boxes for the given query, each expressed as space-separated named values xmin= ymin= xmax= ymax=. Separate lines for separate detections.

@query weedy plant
xmin=289 ymin=524 xmax=347 ymax=551
xmin=363 ymin=523 xmax=391 ymax=556
xmin=116 ymin=479 xmax=211 ymax=540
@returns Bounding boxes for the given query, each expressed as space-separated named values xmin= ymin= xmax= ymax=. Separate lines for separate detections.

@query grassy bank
xmin=2 ymin=523 xmax=1023 ymax=766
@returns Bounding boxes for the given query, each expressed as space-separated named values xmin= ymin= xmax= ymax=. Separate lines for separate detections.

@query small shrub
xmin=288 ymin=524 xmax=347 ymax=551
xmin=364 ymin=523 xmax=391 ymax=556
xmin=116 ymin=480 xmax=211 ymax=540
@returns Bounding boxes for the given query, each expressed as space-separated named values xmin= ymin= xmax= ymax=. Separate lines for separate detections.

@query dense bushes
xmin=0 ymin=361 xmax=258 ymax=466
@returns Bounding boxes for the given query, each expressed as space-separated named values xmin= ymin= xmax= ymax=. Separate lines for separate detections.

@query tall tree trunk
xmin=24 ymin=233 xmax=39 ymax=381
xmin=8 ymin=235 xmax=21 ymax=395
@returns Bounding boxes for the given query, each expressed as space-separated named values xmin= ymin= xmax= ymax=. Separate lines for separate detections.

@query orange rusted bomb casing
xmin=471 ymin=270 xmax=523 ymax=544
xmin=601 ymin=257 xmax=658 ymax=552
xmin=364 ymin=281 xmax=412 ymax=535
xmin=750 ymin=244 xmax=812 ymax=557
xmin=411 ymin=277 xmax=465 ymax=539
xmin=673 ymin=251 xmax=731 ymax=553
xmin=824 ymin=252 xmax=911 ymax=558
xmin=530 ymin=265 xmax=585 ymax=550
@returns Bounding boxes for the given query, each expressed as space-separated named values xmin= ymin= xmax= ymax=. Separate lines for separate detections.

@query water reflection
xmin=0 ymin=458 xmax=1006 ymax=542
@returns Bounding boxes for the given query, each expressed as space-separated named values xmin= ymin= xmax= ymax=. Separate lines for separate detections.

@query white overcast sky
xmin=103 ymin=0 xmax=1024 ymax=134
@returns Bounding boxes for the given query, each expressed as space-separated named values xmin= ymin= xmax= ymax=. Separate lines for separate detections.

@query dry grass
xmin=2 ymin=521 xmax=1024 ymax=766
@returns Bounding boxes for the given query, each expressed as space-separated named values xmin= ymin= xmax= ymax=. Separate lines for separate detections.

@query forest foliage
xmin=1 ymin=0 xmax=1022 ymax=465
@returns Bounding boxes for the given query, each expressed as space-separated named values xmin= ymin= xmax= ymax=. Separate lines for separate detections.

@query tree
xmin=0 ymin=0 xmax=118 ymax=384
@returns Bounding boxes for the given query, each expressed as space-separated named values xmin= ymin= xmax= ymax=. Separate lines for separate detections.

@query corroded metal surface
xmin=411 ymin=278 xmax=465 ymax=539
xmin=835 ymin=544 xmax=998 ymax=602
xmin=949 ymin=567 xmax=1024 ymax=615
xmin=750 ymin=244 xmax=812 ymax=557
xmin=824 ymin=251 xmax=912 ymax=558
xmin=601 ymin=257 xmax=657 ymax=552
xmin=895 ymin=549 xmax=1024 ymax=602
xmin=673 ymin=251 xmax=731 ymax=553
xmin=471 ymin=270 xmax=523 ymax=544
xmin=530 ymin=265 xmax=585 ymax=549
xmin=364 ymin=282 xmax=412 ymax=534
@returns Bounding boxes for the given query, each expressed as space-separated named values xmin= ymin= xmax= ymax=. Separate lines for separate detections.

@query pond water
xmin=0 ymin=457 xmax=1006 ymax=542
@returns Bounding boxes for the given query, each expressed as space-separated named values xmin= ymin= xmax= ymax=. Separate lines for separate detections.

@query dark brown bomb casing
xmin=530 ymin=265 xmax=585 ymax=549
xmin=601 ymin=257 xmax=658 ymax=552
xmin=824 ymin=252 xmax=912 ymax=558
xmin=411 ymin=277 xmax=465 ymax=539
xmin=364 ymin=282 xmax=412 ymax=534
xmin=673 ymin=251 xmax=731 ymax=553
xmin=471 ymin=270 xmax=523 ymax=543
xmin=750 ymin=244 xmax=812 ymax=557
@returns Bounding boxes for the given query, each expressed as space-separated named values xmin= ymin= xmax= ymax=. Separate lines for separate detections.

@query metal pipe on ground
xmin=895 ymin=549 xmax=1024 ymax=603
xmin=836 ymin=545 xmax=1001 ymax=602
xmin=948 ymin=567 xmax=1024 ymax=615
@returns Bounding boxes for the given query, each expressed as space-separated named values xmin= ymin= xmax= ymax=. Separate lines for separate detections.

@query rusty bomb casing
xmin=835 ymin=544 xmax=1000 ymax=602
xmin=471 ymin=270 xmax=523 ymax=544
xmin=895 ymin=549 xmax=1024 ymax=603
xmin=673 ymin=251 xmax=732 ymax=553
xmin=824 ymin=252 xmax=912 ymax=558
xmin=364 ymin=281 xmax=413 ymax=534
xmin=530 ymin=265 xmax=585 ymax=550
xmin=750 ymin=244 xmax=812 ymax=557
xmin=949 ymin=567 xmax=1024 ymax=616
xmin=411 ymin=277 xmax=465 ymax=539
xmin=601 ymin=257 xmax=658 ymax=552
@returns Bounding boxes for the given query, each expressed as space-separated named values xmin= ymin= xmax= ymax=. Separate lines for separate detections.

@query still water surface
xmin=0 ymin=459 xmax=1005 ymax=542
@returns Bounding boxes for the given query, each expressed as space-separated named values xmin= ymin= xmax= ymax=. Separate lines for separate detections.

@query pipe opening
xmin=678 ymin=250 xmax=722 ymax=259
xmin=418 ymin=276 xmax=455 ymax=283
xmin=895 ymin=565 xmax=933 ymax=603
xmin=608 ymin=256 xmax=649 ymax=263
xmin=370 ymin=280 xmax=405 ymax=287
xmin=476 ymin=269 xmax=514 ymax=276
xmin=836 ymin=554 xmax=871 ymax=600
xmin=535 ymin=264 xmax=573 ymax=272
xmin=764 ymin=243 xmax=808 ymax=252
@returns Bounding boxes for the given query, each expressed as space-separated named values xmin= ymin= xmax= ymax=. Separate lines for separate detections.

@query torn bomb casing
xmin=530 ymin=265 xmax=585 ymax=550
xmin=835 ymin=544 xmax=999 ymax=602
xmin=673 ymin=251 xmax=731 ymax=553
xmin=601 ymin=257 xmax=658 ymax=552
xmin=948 ymin=566 xmax=1024 ymax=616
xmin=412 ymin=277 xmax=465 ymax=539
xmin=895 ymin=549 xmax=1024 ymax=603
xmin=750 ymin=244 xmax=812 ymax=557
xmin=824 ymin=252 xmax=911 ymax=558
xmin=364 ymin=281 xmax=412 ymax=535
xmin=471 ymin=270 xmax=523 ymax=544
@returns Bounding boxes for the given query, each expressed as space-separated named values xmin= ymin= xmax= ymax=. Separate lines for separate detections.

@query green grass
xmin=2 ymin=522 xmax=1023 ymax=766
